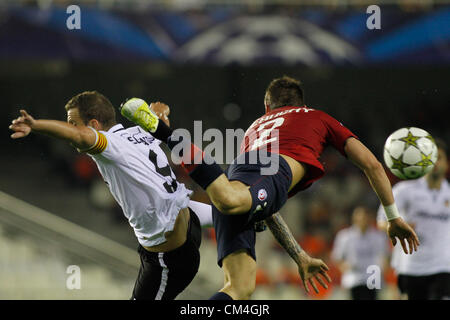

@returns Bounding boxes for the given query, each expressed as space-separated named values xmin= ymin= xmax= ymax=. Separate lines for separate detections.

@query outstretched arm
xmin=345 ymin=137 xmax=394 ymax=206
xmin=344 ymin=137 xmax=420 ymax=254
xmin=264 ymin=212 xmax=331 ymax=294
xmin=10 ymin=110 xmax=96 ymax=151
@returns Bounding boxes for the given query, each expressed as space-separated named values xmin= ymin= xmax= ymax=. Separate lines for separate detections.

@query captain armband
xmin=79 ymin=127 xmax=107 ymax=154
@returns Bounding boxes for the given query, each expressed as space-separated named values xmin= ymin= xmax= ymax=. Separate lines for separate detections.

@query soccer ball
xmin=383 ymin=127 xmax=438 ymax=180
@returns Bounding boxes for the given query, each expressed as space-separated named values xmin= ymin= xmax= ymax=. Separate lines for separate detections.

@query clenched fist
xmin=150 ymin=102 xmax=170 ymax=127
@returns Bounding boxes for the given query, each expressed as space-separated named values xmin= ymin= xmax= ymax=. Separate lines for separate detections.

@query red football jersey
xmin=240 ymin=105 xmax=358 ymax=197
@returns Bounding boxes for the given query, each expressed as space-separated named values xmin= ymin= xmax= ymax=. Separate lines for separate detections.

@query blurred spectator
xmin=72 ymin=154 xmax=99 ymax=186
xmin=332 ymin=206 xmax=389 ymax=300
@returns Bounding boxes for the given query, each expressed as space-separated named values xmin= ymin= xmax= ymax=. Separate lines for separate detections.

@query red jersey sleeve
xmin=320 ymin=111 xmax=358 ymax=156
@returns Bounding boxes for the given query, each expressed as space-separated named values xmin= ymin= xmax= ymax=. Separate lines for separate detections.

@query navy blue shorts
xmin=213 ymin=151 xmax=292 ymax=267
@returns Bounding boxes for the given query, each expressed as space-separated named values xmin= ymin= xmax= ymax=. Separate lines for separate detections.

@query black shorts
xmin=213 ymin=151 xmax=292 ymax=267
xmin=397 ymin=273 xmax=450 ymax=300
xmin=131 ymin=209 xmax=201 ymax=300
xmin=350 ymin=285 xmax=378 ymax=300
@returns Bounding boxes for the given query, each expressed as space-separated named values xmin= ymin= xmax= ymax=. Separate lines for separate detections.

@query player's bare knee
xmin=213 ymin=192 xmax=242 ymax=215
xmin=216 ymin=203 xmax=242 ymax=215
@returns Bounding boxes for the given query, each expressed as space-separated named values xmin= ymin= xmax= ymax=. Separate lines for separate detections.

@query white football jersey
xmin=85 ymin=124 xmax=192 ymax=247
xmin=332 ymin=226 xmax=388 ymax=288
xmin=377 ymin=178 xmax=450 ymax=276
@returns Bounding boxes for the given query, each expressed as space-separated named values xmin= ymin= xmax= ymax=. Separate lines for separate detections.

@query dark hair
xmin=434 ymin=137 xmax=447 ymax=154
xmin=65 ymin=91 xmax=116 ymax=129
xmin=265 ymin=76 xmax=304 ymax=110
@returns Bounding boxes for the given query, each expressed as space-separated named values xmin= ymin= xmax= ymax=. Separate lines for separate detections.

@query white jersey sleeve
xmin=86 ymin=124 xmax=193 ymax=247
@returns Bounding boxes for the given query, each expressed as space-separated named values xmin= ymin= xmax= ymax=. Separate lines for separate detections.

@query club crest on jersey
xmin=445 ymin=200 xmax=449 ymax=207
xmin=257 ymin=189 xmax=268 ymax=201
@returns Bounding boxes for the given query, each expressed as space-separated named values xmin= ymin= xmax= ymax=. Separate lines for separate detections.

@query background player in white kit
xmin=377 ymin=138 xmax=450 ymax=300
xmin=332 ymin=206 xmax=389 ymax=300
xmin=9 ymin=91 xmax=212 ymax=300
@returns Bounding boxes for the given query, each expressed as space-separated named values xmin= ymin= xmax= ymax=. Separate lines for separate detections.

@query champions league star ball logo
xmin=258 ymin=189 xmax=268 ymax=201
xmin=175 ymin=16 xmax=361 ymax=66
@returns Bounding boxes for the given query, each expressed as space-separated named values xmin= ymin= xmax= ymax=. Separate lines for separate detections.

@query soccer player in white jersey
xmin=9 ymin=91 xmax=212 ymax=300
xmin=332 ymin=206 xmax=389 ymax=300
xmin=377 ymin=138 xmax=450 ymax=300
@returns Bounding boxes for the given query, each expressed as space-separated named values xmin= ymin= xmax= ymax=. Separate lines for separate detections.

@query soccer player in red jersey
xmin=121 ymin=76 xmax=420 ymax=300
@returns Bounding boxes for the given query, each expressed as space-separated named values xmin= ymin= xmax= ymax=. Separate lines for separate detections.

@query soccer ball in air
xmin=383 ymin=127 xmax=438 ymax=180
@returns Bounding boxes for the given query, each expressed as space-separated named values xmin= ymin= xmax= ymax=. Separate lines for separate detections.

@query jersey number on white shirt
xmin=148 ymin=149 xmax=178 ymax=194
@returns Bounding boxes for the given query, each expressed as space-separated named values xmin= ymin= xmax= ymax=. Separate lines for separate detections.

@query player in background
xmin=121 ymin=76 xmax=419 ymax=300
xmin=377 ymin=139 xmax=450 ymax=300
xmin=332 ymin=206 xmax=389 ymax=300
xmin=9 ymin=91 xmax=213 ymax=300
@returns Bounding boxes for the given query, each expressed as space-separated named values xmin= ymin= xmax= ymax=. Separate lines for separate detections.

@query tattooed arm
xmin=264 ymin=212 xmax=305 ymax=264
xmin=264 ymin=213 xmax=332 ymax=294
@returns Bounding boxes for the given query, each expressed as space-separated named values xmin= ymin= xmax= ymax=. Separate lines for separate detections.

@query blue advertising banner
xmin=1 ymin=6 xmax=449 ymax=65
